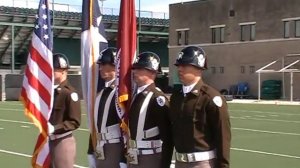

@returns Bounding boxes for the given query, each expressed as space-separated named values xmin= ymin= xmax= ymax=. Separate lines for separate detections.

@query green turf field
xmin=0 ymin=101 xmax=299 ymax=168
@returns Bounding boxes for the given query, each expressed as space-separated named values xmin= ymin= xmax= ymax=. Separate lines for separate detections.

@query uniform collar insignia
xmin=191 ymin=89 xmax=200 ymax=96
xmin=105 ymin=79 xmax=115 ymax=88
xmin=56 ymin=87 xmax=62 ymax=93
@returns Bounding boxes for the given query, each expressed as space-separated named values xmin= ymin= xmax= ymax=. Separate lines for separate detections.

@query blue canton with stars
xmin=34 ymin=0 xmax=52 ymax=50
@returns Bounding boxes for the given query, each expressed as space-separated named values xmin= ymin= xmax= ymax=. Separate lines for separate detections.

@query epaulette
xmin=67 ymin=83 xmax=77 ymax=90
xmin=155 ymin=87 xmax=162 ymax=92
xmin=200 ymin=84 xmax=220 ymax=98
xmin=201 ymin=84 xmax=224 ymax=107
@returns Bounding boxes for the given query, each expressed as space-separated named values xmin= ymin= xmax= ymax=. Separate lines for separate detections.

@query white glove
xmin=47 ymin=122 xmax=55 ymax=134
xmin=88 ymin=154 xmax=96 ymax=168
xmin=119 ymin=162 xmax=127 ymax=168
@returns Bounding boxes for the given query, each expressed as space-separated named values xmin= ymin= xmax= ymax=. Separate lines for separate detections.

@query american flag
xmin=81 ymin=0 xmax=108 ymax=150
xmin=20 ymin=0 xmax=53 ymax=167
xmin=115 ymin=0 xmax=137 ymax=134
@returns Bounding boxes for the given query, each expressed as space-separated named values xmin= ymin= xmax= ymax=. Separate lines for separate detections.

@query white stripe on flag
xmin=22 ymin=77 xmax=49 ymax=119
xmin=27 ymin=53 xmax=52 ymax=93
xmin=36 ymin=137 xmax=49 ymax=166
xmin=31 ymin=33 xmax=53 ymax=64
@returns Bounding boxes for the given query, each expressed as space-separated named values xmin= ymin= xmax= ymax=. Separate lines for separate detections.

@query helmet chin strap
xmin=55 ymin=70 xmax=68 ymax=85
xmin=136 ymin=78 xmax=154 ymax=87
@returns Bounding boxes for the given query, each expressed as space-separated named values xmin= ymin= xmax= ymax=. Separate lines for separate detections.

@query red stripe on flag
xmin=31 ymin=133 xmax=49 ymax=168
xmin=34 ymin=133 xmax=47 ymax=152
xmin=30 ymin=45 xmax=53 ymax=80
xmin=24 ymin=67 xmax=51 ymax=109
xmin=21 ymin=88 xmax=48 ymax=130
xmin=43 ymin=152 xmax=51 ymax=167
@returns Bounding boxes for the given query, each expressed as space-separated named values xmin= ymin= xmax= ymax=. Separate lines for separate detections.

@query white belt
xmin=102 ymin=139 xmax=121 ymax=144
xmin=138 ymin=147 xmax=162 ymax=155
xmin=143 ymin=126 xmax=159 ymax=139
xmin=49 ymin=131 xmax=72 ymax=140
xmin=129 ymin=139 xmax=162 ymax=148
xmin=175 ymin=150 xmax=216 ymax=162
xmin=97 ymin=124 xmax=121 ymax=141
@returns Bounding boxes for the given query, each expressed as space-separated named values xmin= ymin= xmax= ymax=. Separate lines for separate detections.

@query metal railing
xmin=1 ymin=0 xmax=169 ymax=19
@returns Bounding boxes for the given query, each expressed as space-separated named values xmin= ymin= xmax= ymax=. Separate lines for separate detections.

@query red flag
xmin=20 ymin=0 xmax=53 ymax=167
xmin=115 ymin=0 xmax=137 ymax=129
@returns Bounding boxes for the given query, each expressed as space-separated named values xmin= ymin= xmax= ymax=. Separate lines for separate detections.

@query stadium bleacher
xmin=0 ymin=5 xmax=169 ymax=66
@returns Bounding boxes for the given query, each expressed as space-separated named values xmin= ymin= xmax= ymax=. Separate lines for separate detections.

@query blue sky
xmin=54 ymin=0 xmax=193 ymax=13
xmin=4 ymin=0 xmax=196 ymax=13
xmin=3 ymin=0 xmax=195 ymax=18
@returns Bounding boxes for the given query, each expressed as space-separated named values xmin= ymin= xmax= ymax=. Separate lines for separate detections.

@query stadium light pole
xmin=99 ymin=0 xmax=106 ymax=13
xmin=52 ymin=0 xmax=55 ymax=28
xmin=11 ymin=25 xmax=15 ymax=73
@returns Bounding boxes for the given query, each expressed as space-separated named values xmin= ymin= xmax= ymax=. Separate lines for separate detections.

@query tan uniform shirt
xmin=170 ymin=80 xmax=231 ymax=168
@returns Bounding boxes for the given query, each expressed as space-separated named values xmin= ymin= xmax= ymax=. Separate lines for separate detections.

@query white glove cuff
xmin=47 ymin=123 xmax=55 ymax=134
xmin=88 ymin=154 xmax=96 ymax=168
xmin=119 ymin=162 xmax=127 ymax=168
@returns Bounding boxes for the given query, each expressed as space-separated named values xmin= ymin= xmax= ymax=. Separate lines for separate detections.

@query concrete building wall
xmin=201 ymin=39 xmax=300 ymax=99
xmin=169 ymin=0 xmax=300 ymax=99
xmin=169 ymin=0 xmax=300 ymax=45
xmin=4 ymin=74 xmax=82 ymax=101
xmin=5 ymin=74 xmax=22 ymax=100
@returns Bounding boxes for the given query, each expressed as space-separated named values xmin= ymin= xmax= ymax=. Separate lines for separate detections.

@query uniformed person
xmin=87 ymin=47 xmax=126 ymax=168
xmin=48 ymin=53 xmax=81 ymax=168
xmin=170 ymin=46 xmax=231 ymax=168
xmin=127 ymin=52 xmax=173 ymax=168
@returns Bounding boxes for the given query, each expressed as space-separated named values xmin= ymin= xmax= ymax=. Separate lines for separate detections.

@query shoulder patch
xmin=213 ymin=96 xmax=222 ymax=107
xmin=156 ymin=96 xmax=166 ymax=106
xmin=71 ymin=92 xmax=79 ymax=102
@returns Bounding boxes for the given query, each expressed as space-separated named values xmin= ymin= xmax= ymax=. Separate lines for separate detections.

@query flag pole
xmin=52 ymin=0 xmax=55 ymax=28
xmin=137 ymin=0 xmax=141 ymax=54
